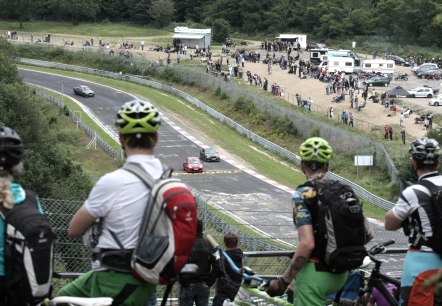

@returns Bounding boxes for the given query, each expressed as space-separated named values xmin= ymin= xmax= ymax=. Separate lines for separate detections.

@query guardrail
xmin=22 ymin=58 xmax=395 ymax=210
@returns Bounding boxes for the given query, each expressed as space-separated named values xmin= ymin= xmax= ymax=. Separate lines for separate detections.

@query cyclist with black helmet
xmin=385 ymin=136 xmax=442 ymax=305
xmin=0 ymin=126 xmax=45 ymax=305
xmin=267 ymin=137 xmax=357 ymax=305
xmin=58 ymin=99 xmax=162 ymax=305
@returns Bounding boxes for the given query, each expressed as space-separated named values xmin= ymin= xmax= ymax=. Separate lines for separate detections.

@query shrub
xmin=309 ymin=127 xmax=321 ymax=138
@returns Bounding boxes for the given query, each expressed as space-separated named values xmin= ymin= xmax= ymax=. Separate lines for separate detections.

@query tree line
xmin=0 ymin=39 xmax=93 ymax=200
xmin=1 ymin=0 xmax=441 ymax=47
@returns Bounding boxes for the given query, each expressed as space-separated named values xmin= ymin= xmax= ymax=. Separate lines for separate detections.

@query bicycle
xmin=354 ymin=240 xmax=401 ymax=306
xmin=206 ymin=234 xmax=292 ymax=306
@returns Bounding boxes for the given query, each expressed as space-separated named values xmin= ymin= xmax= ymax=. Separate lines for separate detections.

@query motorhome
xmin=319 ymin=56 xmax=355 ymax=74
xmin=309 ymin=48 xmax=330 ymax=65
xmin=310 ymin=49 xmax=360 ymax=67
xmin=361 ymin=59 xmax=395 ymax=75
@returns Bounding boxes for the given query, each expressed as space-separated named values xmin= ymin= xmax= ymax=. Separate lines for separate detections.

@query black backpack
xmin=303 ymin=180 xmax=367 ymax=273
xmin=0 ymin=189 xmax=55 ymax=305
xmin=418 ymin=180 xmax=442 ymax=257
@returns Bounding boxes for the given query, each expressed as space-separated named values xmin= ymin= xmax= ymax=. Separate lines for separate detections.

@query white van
xmin=319 ymin=55 xmax=355 ymax=74
xmin=361 ymin=59 xmax=395 ymax=75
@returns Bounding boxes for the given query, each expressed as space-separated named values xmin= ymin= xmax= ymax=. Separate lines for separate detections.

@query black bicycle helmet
xmin=409 ymin=137 xmax=440 ymax=165
xmin=0 ymin=126 xmax=24 ymax=171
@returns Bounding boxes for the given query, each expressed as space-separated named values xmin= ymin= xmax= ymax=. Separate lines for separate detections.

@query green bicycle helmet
xmin=115 ymin=99 xmax=161 ymax=134
xmin=410 ymin=137 xmax=440 ymax=165
xmin=0 ymin=126 xmax=24 ymax=171
xmin=299 ymin=137 xmax=333 ymax=163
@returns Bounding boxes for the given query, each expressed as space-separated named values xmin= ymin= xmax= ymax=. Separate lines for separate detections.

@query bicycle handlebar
xmin=369 ymin=240 xmax=395 ymax=256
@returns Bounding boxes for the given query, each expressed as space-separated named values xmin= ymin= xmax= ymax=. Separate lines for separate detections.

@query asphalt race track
xmin=20 ymin=68 xmax=408 ymax=275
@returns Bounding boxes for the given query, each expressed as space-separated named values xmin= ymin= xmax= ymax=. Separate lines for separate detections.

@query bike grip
xmin=382 ymin=240 xmax=395 ymax=247
xmin=206 ymin=234 xmax=220 ymax=248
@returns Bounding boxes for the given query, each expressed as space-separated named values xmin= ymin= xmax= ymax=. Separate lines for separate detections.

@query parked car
xmin=385 ymin=55 xmax=410 ymax=67
xmin=364 ymin=76 xmax=390 ymax=87
xmin=73 ymin=85 xmax=95 ymax=97
xmin=200 ymin=147 xmax=220 ymax=162
xmin=418 ymin=70 xmax=442 ymax=80
xmin=408 ymin=87 xmax=434 ymax=98
xmin=429 ymin=95 xmax=442 ymax=106
xmin=416 ymin=68 xmax=441 ymax=78
xmin=412 ymin=63 xmax=439 ymax=73
xmin=183 ymin=157 xmax=204 ymax=173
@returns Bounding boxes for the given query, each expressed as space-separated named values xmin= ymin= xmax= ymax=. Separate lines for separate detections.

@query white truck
xmin=318 ymin=55 xmax=356 ymax=74
xmin=361 ymin=59 xmax=395 ymax=76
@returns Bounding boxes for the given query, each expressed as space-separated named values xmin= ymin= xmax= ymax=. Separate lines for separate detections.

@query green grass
xmin=36 ymin=86 xmax=121 ymax=152
xmin=38 ymin=87 xmax=121 ymax=182
xmin=0 ymin=20 xmax=169 ymax=38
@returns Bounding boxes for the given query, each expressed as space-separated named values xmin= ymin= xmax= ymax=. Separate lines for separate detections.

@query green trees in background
xmin=0 ymin=0 xmax=441 ymax=47
xmin=0 ymin=39 xmax=93 ymax=200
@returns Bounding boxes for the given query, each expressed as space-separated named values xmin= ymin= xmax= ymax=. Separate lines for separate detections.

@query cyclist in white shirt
xmin=58 ymin=99 xmax=163 ymax=306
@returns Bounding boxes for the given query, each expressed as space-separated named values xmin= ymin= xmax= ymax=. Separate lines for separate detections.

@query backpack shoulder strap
xmin=418 ymin=179 xmax=440 ymax=194
xmin=0 ymin=204 xmax=9 ymax=219
xmin=123 ymin=162 xmax=171 ymax=188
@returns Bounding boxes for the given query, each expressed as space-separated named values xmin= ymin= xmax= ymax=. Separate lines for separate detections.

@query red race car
xmin=183 ymin=157 xmax=204 ymax=173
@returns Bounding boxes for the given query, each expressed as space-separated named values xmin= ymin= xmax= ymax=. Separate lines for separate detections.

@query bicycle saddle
xmin=50 ymin=296 xmax=113 ymax=306
xmin=359 ymin=256 xmax=373 ymax=268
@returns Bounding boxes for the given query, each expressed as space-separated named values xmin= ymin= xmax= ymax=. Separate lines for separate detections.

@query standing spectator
xmin=428 ymin=113 xmax=433 ymax=129
xmin=385 ymin=137 xmax=442 ymax=305
xmin=212 ymin=232 xmax=243 ymax=306
xmin=329 ymin=107 xmax=334 ymax=119
xmin=400 ymin=112 xmax=405 ymax=127
xmin=141 ymin=40 xmax=145 ymax=51
xmin=349 ymin=112 xmax=354 ymax=127
xmin=308 ymin=97 xmax=313 ymax=111
xmin=58 ymin=100 xmax=162 ymax=305
xmin=389 ymin=125 xmax=393 ymax=140
xmin=384 ymin=125 xmax=389 ymax=139
xmin=179 ymin=220 xmax=218 ymax=306
xmin=268 ymin=61 xmax=272 ymax=75
xmin=354 ymin=95 xmax=359 ymax=110
xmin=401 ymin=128 xmax=406 ymax=145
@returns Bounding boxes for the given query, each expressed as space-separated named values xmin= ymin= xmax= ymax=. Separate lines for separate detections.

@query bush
xmin=309 ymin=127 xmax=321 ymax=138
xmin=233 ymin=96 xmax=255 ymax=115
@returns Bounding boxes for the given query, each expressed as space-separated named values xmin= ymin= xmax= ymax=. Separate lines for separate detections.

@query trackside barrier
xmin=22 ymin=58 xmax=396 ymax=210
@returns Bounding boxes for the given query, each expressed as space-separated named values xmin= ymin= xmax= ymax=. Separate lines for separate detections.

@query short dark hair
xmin=123 ymin=132 xmax=157 ymax=149
xmin=303 ymin=160 xmax=327 ymax=171
xmin=224 ymin=232 xmax=238 ymax=248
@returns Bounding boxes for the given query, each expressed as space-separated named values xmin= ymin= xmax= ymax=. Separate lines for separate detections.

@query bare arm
xmin=68 ymin=205 xmax=96 ymax=238
xmin=282 ymin=224 xmax=315 ymax=283
xmin=384 ymin=210 xmax=403 ymax=231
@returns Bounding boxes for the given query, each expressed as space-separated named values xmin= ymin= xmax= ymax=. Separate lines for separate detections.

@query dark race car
xmin=73 ymin=85 xmax=95 ymax=97
xmin=200 ymin=147 xmax=220 ymax=162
